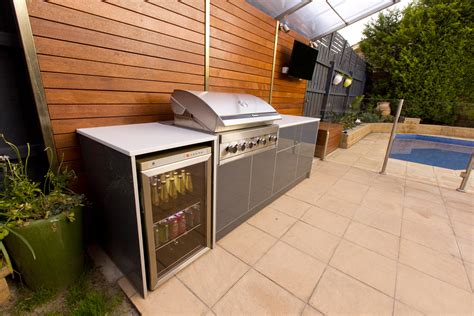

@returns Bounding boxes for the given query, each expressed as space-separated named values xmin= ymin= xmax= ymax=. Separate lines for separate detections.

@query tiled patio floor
xmin=121 ymin=133 xmax=474 ymax=315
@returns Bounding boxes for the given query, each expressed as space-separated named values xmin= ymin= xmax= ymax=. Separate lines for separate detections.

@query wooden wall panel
xmin=26 ymin=0 xmax=311 ymax=178
xmin=208 ymin=0 xmax=275 ymax=100
xmin=27 ymin=0 xmax=205 ymax=173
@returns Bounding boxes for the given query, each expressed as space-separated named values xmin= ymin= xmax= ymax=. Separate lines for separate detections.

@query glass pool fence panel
xmin=384 ymin=100 xmax=474 ymax=192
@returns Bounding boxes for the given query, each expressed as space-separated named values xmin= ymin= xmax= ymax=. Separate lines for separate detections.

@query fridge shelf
xmin=153 ymin=200 xmax=201 ymax=225
xmin=155 ymin=223 xmax=203 ymax=251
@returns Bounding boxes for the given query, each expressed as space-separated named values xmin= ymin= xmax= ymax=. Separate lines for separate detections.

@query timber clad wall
xmin=26 ymin=0 xmax=309 ymax=175
xmin=209 ymin=0 xmax=274 ymax=100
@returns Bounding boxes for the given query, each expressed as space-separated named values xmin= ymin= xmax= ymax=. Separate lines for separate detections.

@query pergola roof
xmin=247 ymin=0 xmax=399 ymax=40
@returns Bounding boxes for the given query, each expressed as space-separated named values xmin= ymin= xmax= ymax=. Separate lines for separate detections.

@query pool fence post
xmin=457 ymin=153 xmax=473 ymax=193
xmin=380 ymin=99 xmax=404 ymax=175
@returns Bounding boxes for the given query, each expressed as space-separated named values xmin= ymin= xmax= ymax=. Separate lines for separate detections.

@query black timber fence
xmin=304 ymin=32 xmax=367 ymax=119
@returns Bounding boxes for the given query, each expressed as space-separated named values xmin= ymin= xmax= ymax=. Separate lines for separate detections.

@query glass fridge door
xmin=139 ymin=149 xmax=211 ymax=289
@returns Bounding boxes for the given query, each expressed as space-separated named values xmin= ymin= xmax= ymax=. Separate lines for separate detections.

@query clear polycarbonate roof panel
xmin=283 ymin=0 xmax=345 ymax=39
xmin=328 ymin=0 xmax=395 ymax=24
xmin=246 ymin=0 xmax=398 ymax=40
xmin=246 ymin=0 xmax=306 ymax=18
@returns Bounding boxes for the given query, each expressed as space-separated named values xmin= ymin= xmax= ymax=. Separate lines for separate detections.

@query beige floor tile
xmin=448 ymin=208 xmax=474 ymax=225
xmin=316 ymin=193 xmax=360 ymax=218
xmin=405 ymin=186 xmax=444 ymax=204
xmin=308 ymin=170 xmax=340 ymax=186
xmin=218 ymin=223 xmax=276 ymax=265
xmin=406 ymin=179 xmax=441 ymax=195
xmin=393 ymin=301 xmax=424 ymax=316
xmin=282 ymin=221 xmax=340 ymax=263
xmin=327 ymin=150 xmax=361 ymax=165
xmin=353 ymin=156 xmax=383 ymax=172
xmin=130 ymin=277 xmax=210 ymax=315
xmin=399 ymin=239 xmax=471 ymax=291
xmin=341 ymin=167 xmax=378 ymax=185
xmin=452 ymin=220 xmax=474 ymax=240
xmin=316 ymin=161 xmax=351 ymax=178
xmin=396 ymin=264 xmax=473 ymax=315
xmin=441 ymin=189 xmax=473 ymax=212
xmin=344 ymin=221 xmax=399 ymax=259
xmin=404 ymin=195 xmax=448 ymax=219
xmin=371 ymin=174 xmax=405 ymax=195
xmin=177 ymin=246 xmax=249 ymax=306
xmin=269 ymin=195 xmax=312 ymax=219
xmin=464 ymin=261 xmax=474 ymax=292
xmin=354 ymin=206 xmax=402 ymax=236
xmin=301 ymin=305 xmax=324 ymax=316
xmin=254 ymin=241 xmax=325 ymax=301
xmin=285 ymin=182 xmax=327 ymax=205
xmin=330 ymin=240 xmax=397 ymax=296
xmin=362 ymin=188 xmax=404 ymax=216
xmin=310 ymin=267 xmax=393 ymax=316
xmin=247 ymin=207 xmax=297 ymax=238
xmin=213 ymin=269 xmax=305 ymax=315
xmin=403 ymin=207 xmax=452 ymax=236
xmin=458 ymin=237 xmax=474 ymax=263
xmin=301 ymin=206 xmax=351 ymax=236
xmin=327 ymin=179 xmax=370 ymax=204
xmin=401 ymin=219 xmax=460 ymax=258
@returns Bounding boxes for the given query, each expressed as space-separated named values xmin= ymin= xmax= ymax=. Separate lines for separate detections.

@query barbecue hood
xmin=171 ymin=90 xmax=281 ymax=133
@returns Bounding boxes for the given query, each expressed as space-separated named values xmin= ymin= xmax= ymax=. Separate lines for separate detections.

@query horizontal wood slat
xmin=47 ymin=0 xmax=204 ymax=44
xmin=38 ymin=55 xmax=204 ymax=85
xmin=51 ymin=115 xmax=172 ymax=134
xmin=49 ymin=104 xmax=172 ymax=120
xmin=34 ymin=37 xmax=204 ymax=75
xmin=27 ymin=1 xmax=204 ymax=55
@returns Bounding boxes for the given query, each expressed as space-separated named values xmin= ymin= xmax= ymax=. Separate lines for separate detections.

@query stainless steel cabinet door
xmin=249 ymin=148 xmax=276 ymax=210
xmin=216 ymin=156 xmax=252 ymax=238
xmin=273 ymin=145 xmax=299 ymax=194
xmin=296 ymin=122 xmax=319 ymax=178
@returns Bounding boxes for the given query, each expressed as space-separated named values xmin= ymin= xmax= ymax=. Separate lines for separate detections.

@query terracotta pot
xmin=376 ymin=102 xmax=391 ymax=117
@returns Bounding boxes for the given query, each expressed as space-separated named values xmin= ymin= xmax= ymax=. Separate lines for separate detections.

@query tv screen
xmin=287 ymin=40 xmax=318 ymax=80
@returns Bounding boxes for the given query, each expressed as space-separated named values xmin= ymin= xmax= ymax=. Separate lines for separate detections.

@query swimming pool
xmin=390 ymin=134 xmax=474 ymax=170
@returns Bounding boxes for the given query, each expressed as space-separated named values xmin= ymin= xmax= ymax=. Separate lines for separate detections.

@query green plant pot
xmin=4 ymin=207 xmax=84 ymax=290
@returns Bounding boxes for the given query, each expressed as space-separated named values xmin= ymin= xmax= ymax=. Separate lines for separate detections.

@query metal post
xmin=380 ymin=99 xmax=404 ymax=175
xmin=457 ymin=153 xmax=473 ymax=192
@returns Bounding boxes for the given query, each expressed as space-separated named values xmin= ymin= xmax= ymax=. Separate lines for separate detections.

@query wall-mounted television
xmin=287 ymin=40 xmax=318 ymax=80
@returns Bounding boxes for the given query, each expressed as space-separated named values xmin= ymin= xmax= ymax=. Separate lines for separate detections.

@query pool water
xmin=390 ymin=134 xmax=474 ymax=170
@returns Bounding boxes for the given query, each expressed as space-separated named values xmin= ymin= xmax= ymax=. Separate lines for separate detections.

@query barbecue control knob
xmin=226 ymin=144 xmax=238 ymax=154
xmin=260 ymin=138 xmax=267 ymax=145
xmin=239 ymin=142 xmax=247 ymax=151
xmin=248 ymin=141 xmax=256 ymax=149
xmin=269 ymin=135 xmax=278 ymax=142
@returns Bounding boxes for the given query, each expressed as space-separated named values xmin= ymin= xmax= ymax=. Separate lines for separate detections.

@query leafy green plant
xmin=360 ymin=0 xmax=473 ymax=125
xmin=0 ymin=134 xmax=84 ymax=273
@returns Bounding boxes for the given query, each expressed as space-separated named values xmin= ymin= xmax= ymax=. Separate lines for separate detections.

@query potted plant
xmin=0 ymin=135 xmax=84 ymax=291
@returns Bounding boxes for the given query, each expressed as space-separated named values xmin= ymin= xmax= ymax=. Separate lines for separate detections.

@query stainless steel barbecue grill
xmin=171 ymin=90 xmax=281 ymax=165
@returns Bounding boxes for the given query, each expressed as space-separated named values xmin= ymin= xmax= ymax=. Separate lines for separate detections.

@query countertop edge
xmin=276 ymin=115 xmax=321 ymax=128
xmin=76 ymin=127 xmax=217 ymax=157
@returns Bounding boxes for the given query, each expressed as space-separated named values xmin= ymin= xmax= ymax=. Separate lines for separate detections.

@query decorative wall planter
xmin=343 ymin=77 xmax=353 ymax=87
xmin=4 ymin=208 xmax=84 ymax=291
xmin=333 ymin=73 xmax=344 ymax=85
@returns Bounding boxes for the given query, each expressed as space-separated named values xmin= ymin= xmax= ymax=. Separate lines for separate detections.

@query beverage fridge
xmin=137 ymin=146 xmax=212 ymax=290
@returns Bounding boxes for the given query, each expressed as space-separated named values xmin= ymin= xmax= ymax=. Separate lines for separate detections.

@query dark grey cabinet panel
xmin=216 ymin=156 xmax=252 ymax=235
xmin=277 ymin=125 xmax=300 ymax=151
xmin=296 ymin=122 xmax=319 ymax=179
xmin=273 ymin=145 xmax=299 ymax=194
xmin=250 ymin=148 xmax=276 ymax=209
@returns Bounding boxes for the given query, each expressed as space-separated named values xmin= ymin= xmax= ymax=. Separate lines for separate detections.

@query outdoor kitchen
xmin=77 ymin=90 xmax=319 ymax=297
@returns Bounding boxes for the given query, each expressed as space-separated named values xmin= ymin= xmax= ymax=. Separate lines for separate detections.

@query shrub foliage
xmin=360 ymin=0 xmax=473 ymax=125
